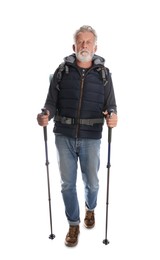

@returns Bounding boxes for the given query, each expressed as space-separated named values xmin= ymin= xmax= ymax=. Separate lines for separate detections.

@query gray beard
xmin=76 ymin=51 xmax=94 ymax=62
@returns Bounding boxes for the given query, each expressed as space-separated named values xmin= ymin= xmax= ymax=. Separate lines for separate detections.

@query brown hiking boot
xmin=84 ymin=210 xmax=95 ymax=228
xmin=65 ymin=225 xmax=80 ymax=247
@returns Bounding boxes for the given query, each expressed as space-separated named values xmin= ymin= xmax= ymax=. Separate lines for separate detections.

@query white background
xmin=0 ymin=0 xmax=160 ymax=259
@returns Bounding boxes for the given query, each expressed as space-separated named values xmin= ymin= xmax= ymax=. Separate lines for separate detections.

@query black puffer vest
xmin=53 ymin=54 xmax=106 ymax=139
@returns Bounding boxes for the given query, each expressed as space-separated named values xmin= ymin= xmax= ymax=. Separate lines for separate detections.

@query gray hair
xmin=73 ymin=25 xmax=97 ymax=43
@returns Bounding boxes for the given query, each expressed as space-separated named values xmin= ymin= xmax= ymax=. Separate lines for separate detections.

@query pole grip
xmin=41 ymin=108 xmax=48 ymax=142
xmin=108 ymin=109 xmax=114 ymax=143
xmin=108 ymin=127 xmax=112 ymax=143
xmin=43 ymin=126 xmax=47 ymax=142
xmin=41 ymin=108 xmax=48 ymax=115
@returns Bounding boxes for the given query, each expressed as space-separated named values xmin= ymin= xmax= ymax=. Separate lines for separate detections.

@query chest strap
xmin=54 ymin=115 xmax=104 ymax=126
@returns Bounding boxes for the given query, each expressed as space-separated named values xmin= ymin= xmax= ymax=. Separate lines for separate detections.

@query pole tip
xmin=103 ymin=239 xmax=109 ymax=245
xmin=49 ymin=234 xmax=56 ymax=240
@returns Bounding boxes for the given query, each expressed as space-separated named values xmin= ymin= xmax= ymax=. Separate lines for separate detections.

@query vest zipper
xmin=76 ymin=75 xmax=85 ymax=138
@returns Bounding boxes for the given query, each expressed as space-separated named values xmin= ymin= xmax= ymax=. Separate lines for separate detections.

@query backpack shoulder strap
xmin=56 ymin=62 xmax=68 ymax=80
xmin=49 ymin=62 xmax=69 ymax=90
xmin=96 ymin=66 xmax=109 ymax=86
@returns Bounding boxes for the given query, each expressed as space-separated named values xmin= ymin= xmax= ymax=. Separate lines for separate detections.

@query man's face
xmin=73 ymin=32 xmax=97 ymax=62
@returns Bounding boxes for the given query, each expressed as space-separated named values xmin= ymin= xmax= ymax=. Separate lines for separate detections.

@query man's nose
xmin=82 ymin=41 xmax=87 ymax=48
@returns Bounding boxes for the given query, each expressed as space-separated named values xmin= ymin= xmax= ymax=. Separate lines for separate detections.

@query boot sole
xmin=84 ymin=223 xmax=95 ymax=229
xmin=65 ymin=240 xmax=78 ymax=247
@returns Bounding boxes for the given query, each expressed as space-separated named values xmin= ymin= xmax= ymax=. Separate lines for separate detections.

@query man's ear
xmin=72 ymin=44 xmax=75 ymax=52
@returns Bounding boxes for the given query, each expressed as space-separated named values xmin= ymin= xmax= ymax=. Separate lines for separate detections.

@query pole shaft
xmin=43 ymin=125 xmax=55 ymax=239
xmin=46 ymin=162 xmax=53 ymax=235
xmin=103 ymin=127 xmax=112 ymax=245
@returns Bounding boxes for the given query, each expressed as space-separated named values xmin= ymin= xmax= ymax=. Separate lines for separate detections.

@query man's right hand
xmin=37 ymin=110 xmax=50 ymax=127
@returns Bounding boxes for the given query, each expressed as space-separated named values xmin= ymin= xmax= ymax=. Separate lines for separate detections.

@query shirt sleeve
xmin=103 ymin=70 xmax=117 ymax=114
xmin=44 ymin=69 xmax=59 ymax=120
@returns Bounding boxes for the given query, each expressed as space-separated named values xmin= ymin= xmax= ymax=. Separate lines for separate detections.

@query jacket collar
xmin=64 ymin=53 xmax=105 ymax=66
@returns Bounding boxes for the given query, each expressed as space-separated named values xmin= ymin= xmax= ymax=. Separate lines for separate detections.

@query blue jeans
xmin=55 ymin=135 xmax=101 ymax=226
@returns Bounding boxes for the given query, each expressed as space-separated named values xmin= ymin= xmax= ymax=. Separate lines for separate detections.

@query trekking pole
xmin=41 ymin=108 xmax=55 ymax=240
xmin=103 ymin=111 xmax=113 ymax=245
